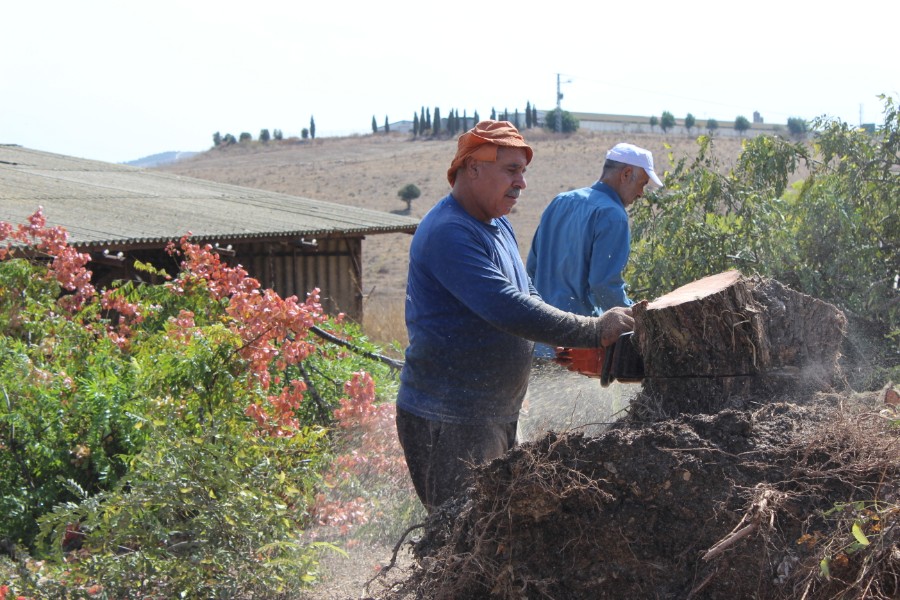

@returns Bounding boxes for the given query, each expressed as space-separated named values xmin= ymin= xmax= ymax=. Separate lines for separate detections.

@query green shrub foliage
xmin=628 ymin=95 xmax=899 ymax=375
xmin=0 ymin=219 xmax=408 ymax=596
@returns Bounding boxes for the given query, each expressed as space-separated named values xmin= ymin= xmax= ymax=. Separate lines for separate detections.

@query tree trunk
xmin=630 ymin=270 xmax=847 ymax=417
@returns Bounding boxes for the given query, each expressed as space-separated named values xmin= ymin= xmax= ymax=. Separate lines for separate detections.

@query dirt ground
xmin=294 ymin=364 xmax=643 ymax=600
xmin=381 ymin=387 xmax=899 ymax=600
xmin=294 ymin=376 xmax=899 ymax=600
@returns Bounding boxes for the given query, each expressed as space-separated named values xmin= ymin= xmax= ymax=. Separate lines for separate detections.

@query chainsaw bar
xmin=600 ymin=331 xmax=644 ymax=387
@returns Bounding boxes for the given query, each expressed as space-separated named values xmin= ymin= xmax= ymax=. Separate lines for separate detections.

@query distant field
xmin=156 ymin=129 xmax=746 ymax=341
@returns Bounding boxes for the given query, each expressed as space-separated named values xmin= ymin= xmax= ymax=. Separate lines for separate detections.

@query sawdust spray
xmin=519 ymin=359 xmax=639 ymax=441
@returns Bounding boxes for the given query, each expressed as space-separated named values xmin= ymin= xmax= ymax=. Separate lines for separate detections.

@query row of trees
xmin=374 ymin=103 xmax=541 ymax=138
xmin=649 ymin=111 xmax=810 ymax=139
xmin=212 ymin=109 xmax=810 ymax=146
xmin=212 ymin=117 xmax=317 ymax=147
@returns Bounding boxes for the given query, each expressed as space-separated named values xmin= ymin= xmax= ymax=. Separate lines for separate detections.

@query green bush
xmin=0 ymin=219 xmax=409 ymax=596
xmin=628 ymin=94 xmax=899 ymax=385
xmin=34 ymin=419 xmax=332 ymax=598
xmin=787 ymin=116 xmax=808 ymax=138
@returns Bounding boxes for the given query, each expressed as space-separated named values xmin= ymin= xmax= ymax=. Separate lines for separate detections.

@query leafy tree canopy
xmin=628 ymin=94 xmax=899 ymax=388
xmin=734 ymin=115 xmax=751 ymax=134
xmin=660 ymin=111 xmax=676 ymax=133
xmin=543 ymin=108 xmax=579 ymax=133
xmin=398 ymin=183 xmax=421 ymax=211
xmin=685 ymin=113 xmax=696 ymax=132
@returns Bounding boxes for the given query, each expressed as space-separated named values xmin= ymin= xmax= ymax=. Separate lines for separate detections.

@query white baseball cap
xmin=606 ymin=143 xmax=663 ymax=187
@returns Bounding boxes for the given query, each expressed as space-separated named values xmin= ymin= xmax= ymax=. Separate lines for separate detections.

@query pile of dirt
xmin=375 ymin=386 xmax=900 ymax=600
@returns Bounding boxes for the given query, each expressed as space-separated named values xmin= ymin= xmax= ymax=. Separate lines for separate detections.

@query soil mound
xmin=379 ymin=389 xmax=900 ymax=599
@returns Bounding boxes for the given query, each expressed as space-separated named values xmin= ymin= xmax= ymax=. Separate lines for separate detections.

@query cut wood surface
xmin=646 ymin=269 xmax=744 ymax=309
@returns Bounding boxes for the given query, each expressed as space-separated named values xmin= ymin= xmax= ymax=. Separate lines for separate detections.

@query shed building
xmin=0 ymin=145 xmax=419 ymax=322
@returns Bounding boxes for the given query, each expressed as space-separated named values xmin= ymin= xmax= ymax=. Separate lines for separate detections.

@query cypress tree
xmin=413 ymin=113 xmax=419 ymax=137
xmin=433 ymin=107 xmax=441 ymax=136
xmin=372 ymin=116 xmax=378 ymax=134
xmin=310 ymin=116 xmax=316 ymax=139
xmin=526 ymin=102 xmax=532 ymax=128
xmin=384 ymin=116 xmax=390 ymax=134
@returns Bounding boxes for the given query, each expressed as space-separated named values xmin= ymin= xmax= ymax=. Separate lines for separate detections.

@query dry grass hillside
xmin=157 ymin=129 xmax=745 ymax=343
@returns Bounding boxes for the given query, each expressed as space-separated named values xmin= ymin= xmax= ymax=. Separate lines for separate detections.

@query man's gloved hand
xmin=597 ymin=304 xmax=638 ymax=347
xmin=554 ymin=347 xmax=604 ymax=378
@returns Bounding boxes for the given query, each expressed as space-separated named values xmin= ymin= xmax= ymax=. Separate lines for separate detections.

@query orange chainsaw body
xmin=555 ymin=332 xmax=644 ymax=387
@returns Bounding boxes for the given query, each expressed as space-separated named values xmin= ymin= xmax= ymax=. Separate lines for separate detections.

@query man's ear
xmin=465 ymin=157 xmax=480 ymax=178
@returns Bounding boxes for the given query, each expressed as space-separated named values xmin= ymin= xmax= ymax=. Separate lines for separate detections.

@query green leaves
xmin=628 ymin=96 xmax=899 ymax=367
xmin=1 ymin=220 xmax=409 ymax=596
xmin=851 ymin=522 xmax=870 ymax=547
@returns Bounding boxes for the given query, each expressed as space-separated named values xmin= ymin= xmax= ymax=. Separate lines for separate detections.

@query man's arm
xmin=429 ymin=222 xmax=622 ymax=348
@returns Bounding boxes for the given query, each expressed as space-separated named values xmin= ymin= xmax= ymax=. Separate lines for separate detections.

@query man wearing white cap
xmin=526 ymin=142 xmax=662 ymax=336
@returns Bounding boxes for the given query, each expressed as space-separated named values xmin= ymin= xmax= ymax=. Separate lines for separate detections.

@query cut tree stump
xmin=631 ymin=270 xmax=847 ymax=416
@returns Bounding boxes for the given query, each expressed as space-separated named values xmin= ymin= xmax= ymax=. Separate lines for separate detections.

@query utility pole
xmin=556 ymin=74 xmax=563 ymax=133
xmin=555 ymin=73 xmax=572 ymax=133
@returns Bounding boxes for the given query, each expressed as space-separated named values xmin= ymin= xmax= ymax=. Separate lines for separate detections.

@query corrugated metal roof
xmin=1 ymin=145 xmax=419 ymax=248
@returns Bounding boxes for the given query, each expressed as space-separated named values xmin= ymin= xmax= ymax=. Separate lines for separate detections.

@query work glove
xmin=597 ymin=305 xmax=635 ymax=347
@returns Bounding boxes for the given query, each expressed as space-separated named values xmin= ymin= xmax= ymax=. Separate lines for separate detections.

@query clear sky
xmin=3 ymin=0 xmax=897 ymax=164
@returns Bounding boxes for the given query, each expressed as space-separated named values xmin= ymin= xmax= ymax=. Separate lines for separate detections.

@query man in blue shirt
xmin=527 ymin=143 xmax=663 ymax=322
xmin=396 ymin=121 xmax=634 ymax=511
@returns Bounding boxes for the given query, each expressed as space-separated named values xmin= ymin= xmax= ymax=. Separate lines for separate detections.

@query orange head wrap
xmin=447 ymin=120 xmax=534 ymax=185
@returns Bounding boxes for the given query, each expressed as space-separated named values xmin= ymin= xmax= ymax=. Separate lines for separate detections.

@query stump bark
xmin=631 ymin=270 xmax=847 ymax=416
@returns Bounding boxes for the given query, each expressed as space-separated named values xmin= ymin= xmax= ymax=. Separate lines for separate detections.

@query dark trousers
xmin=395 ymin=407 xmax=517 ymax=511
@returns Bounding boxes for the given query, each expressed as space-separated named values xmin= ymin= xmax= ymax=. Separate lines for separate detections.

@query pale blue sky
xmin=3 ymin=0 xmax=897 ymax=163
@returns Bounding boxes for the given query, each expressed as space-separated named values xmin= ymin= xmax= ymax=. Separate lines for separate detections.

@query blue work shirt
xmin=526 ymin=181 xmax=633 ymax=317
xmin=398 ymin=194 xmax=603 ymax=425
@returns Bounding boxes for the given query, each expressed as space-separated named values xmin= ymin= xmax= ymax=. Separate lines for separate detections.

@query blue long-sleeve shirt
xmin=526 ymin=182 xmax=633 ymax=316
xmin=398 ymin=194 xmax=604 ymax=425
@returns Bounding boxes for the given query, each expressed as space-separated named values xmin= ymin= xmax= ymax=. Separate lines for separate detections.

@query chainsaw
xmin=554 ymin=331 xmax=644 ymax=387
